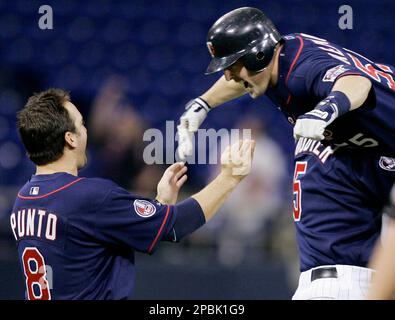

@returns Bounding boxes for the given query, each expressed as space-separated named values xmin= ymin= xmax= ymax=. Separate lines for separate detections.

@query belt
xmin=311 ymin=267 xmax=338 ymax=281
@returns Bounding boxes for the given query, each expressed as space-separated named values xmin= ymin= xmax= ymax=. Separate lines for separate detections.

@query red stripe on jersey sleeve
xmin=147 ymin=205 xmax=171 ymax=254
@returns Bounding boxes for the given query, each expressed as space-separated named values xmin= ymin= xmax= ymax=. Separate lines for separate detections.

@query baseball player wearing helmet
xmin=177 ymin=7 xmax=395 ymax=300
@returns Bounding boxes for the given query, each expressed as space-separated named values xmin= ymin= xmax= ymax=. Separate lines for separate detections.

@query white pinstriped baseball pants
xmin=292 ymin=265 xmax=375 ymax=300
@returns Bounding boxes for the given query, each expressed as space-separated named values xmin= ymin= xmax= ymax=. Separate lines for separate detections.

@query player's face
xmin=64 ymin=101 xmax=88 ymax=169
xmin=224 ymin=60 xmax=273 ymax=99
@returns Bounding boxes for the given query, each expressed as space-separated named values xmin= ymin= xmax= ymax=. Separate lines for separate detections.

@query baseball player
xmin=12 ymin=88 xmax=255 ymax=300
xmin=177 ymin=7 xmax=395 ymax=299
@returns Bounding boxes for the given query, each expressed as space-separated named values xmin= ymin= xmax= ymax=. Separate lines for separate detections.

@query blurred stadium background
xmin=0 ymin=0 xmax=393 ymax=299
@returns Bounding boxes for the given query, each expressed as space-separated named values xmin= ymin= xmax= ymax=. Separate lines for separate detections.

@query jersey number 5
xmin=22 ymin=247 xmax=51 ymax=300
xmin=293 ymin=161 xmax=307 ymax=221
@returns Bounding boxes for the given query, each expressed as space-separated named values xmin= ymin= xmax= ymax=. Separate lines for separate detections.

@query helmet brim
xmin=205 ymin=51 xmax=246 ymax=75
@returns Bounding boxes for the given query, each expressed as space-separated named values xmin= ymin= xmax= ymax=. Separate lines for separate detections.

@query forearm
xmin=294 ymin=76 xmax=373 ymax=141
xmin=200 ymin=75 xmax=246 ymax=108
xmin=166 ymin=174 xmax=241 ymax=241
xmin=191 ymin=173 xmax=240 ymax=221
xmin=169 ymin=139 xmax=254 ymax=240
xmin=168 ymin=198 xmax=206 ymax=241
xmin=332 ymin=75 xmax=372 ymax=111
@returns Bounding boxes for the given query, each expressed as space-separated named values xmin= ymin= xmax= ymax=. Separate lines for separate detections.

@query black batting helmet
xmin=205 ymin=7 xmax=282 ymax=75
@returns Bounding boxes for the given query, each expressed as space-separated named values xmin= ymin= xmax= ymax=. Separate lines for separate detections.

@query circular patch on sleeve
xmin=379 ymin=156 xmax=395 ymax=171
xmin=133 ymin=199 xmax=157 ymax=218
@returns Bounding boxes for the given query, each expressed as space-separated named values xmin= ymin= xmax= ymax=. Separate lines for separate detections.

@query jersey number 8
xmin=22 ymin=247 xmax=51 ymax=300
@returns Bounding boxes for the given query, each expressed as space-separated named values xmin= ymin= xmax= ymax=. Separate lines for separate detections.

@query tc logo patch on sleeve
xmin=379 ymin=156 xmax=395 ymax=171
xmin=322 ymin=65 xmax=349 ymax=82
xmin=133 ymin=199 xmax=157 ymax=218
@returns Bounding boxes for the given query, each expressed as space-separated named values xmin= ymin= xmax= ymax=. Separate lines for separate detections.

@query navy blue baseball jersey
xmin=293 ymin=140 xmax=395 ymax=271
xmin=266 ymin=33 xmax=395 ymax=156
xmin=10 ymin=172 xmax=201 ymax=299
xmin=264 ymin=33 xmax=395 ymax=271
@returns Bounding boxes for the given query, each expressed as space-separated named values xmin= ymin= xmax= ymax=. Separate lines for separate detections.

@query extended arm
xmin=200 ymin=75 xmax=247 ymax=108
xmin=155 ymin=159 xmax=241 ymax=220
xmin=294 ymin=75 xmax=372 ymax=140
xmin=191 ymin=139 xmax=255 ymax=220
xmin=177 ymin=76 xmax=246 ymax=159
xmin=95 ymin=141 xmax=255 ymax=253
xmin=166 ymin=140 xmax=255 ymax=241
xmin=332 ymin=75 xmax=372 ymax=111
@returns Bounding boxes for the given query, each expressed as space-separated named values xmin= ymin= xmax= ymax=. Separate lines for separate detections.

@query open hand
xmin=156 ymin=162 xmax=188 ymax=205
xmin=220 ymin=139 xmax=256 ymax=180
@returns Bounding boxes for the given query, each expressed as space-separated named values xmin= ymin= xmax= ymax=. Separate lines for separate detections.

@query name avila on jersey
xmin=10 ymin=208 xmax=57 ymax=241
xmin=295 ymin=137 xmax=334 ymax=163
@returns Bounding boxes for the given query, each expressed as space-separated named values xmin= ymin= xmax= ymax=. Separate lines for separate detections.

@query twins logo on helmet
xmin=133 ymin=199 xmax=156 ymax=218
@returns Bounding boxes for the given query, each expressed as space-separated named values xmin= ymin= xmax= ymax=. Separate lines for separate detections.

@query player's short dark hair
xmin=17 ymin=88 xmax=76 ymax=166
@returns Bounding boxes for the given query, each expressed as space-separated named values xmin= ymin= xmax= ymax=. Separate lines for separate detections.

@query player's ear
xmin=64 ymin=131 xmax=77 ymax=149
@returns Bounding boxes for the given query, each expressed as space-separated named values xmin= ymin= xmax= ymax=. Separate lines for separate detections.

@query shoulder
xmin=79 ymin=176 xmax=120 ymax=190
xmin=284 ymin=33 xmax=331 ymax=69
xmin=79 ymin=176 xmax=145 ymax=206
xmin=76 ymin=177 xmax=124 ymax=204
xmin=282 ymin=33 xmax=321 ymax=51
xmin=280 ymin=33 xmax=318 ymax=86
xmin=283 ymin=33 xmax=340 ymax=65
xmin=283 ymin=33 xmax=347 ymax=91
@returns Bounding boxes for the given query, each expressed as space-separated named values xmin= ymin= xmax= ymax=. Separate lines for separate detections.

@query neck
xmin=35 ymin=156 xmax=78 ymax=177
xmin=269 ymin=44 xmax=283 ymax=87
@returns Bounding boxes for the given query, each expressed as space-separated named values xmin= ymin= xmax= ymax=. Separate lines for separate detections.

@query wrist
xmin=217 ymin=171 xmax=242 ymax=187
xmin=155 ymin=195 xmax=167 ymax=205
xmin=198 ymin=95 xmax=215 ymax=109
xmin=316 ymin=91 xmax=351 ymax=117
xmin=195 ymin=97 xmax=212 ymax=112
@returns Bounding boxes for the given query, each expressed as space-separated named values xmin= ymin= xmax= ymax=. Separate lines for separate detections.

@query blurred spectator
xmin=134 ymin=165 xmax=166 ymax=198
xmin=191 ymin=116 xmax=289 ymax=266
xmin=88 ymin=76 xmax=149 ymax=190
